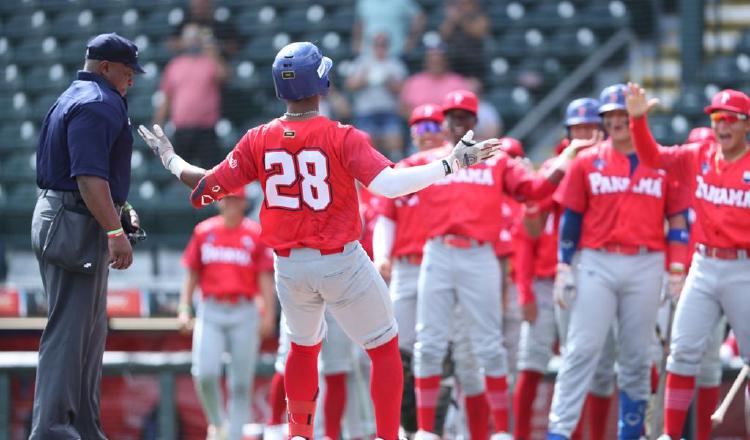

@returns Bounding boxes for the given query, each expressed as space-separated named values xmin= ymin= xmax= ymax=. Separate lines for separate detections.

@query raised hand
xmin=625 ymin=82 xmax=660 ymax=118
xmin=566 ymin=130 xmax=604 ymax=156
xmin=447 ymin=130 xmax=502 ymax=171
xmin=137 ymin=124 xmax=177 ymax=169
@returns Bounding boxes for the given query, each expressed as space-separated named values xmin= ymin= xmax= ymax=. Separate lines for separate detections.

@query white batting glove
xmin=554 ymin=263 xmax=576 ymax=309
xmin=137 ymin=124 xmax=186 ymax=177
xmin=444 ymin=130 xmax=501 ymax=173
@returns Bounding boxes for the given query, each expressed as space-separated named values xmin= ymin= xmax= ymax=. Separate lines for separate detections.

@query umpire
xmin=29 ymin=33 xmax=143 ymax=439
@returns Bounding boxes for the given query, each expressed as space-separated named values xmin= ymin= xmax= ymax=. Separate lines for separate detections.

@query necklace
xmin=284 ymin=110 xmax=319 ymax=118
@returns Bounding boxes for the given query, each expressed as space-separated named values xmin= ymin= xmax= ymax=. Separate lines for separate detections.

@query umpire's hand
xmin=109 ymin=234 xmax=133 ymax=269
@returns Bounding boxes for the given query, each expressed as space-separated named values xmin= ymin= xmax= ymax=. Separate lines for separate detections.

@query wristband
xmin=177 ymin=303 xmax=192 ymax=314
xmin=107 ymin=227 xmax=124 ymax=238
xmin=667 ymin=228 xmax=690 ymax=244
xmin=165 ymin=153 xmax=188 ymax=178
xmin=668 ymin=262 xmax=686 ymax=274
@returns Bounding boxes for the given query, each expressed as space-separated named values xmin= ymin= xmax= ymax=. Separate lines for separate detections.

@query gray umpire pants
xmin=29 ymin=190 xmax=110 ymax=440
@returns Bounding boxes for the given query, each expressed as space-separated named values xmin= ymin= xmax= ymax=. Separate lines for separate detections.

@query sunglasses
xmin=413 ymin=120 xmax=442 ymax=134
xmin=710 ymin=112 xmax=748 ymax=124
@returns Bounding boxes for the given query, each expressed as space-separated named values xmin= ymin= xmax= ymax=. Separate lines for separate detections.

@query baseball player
xmin=512 ymin=98 xmax=617 ymax=440
xmin=372 ymin=103 xmax=444 ymax=435
xmin=546 ymin=83 xmax=691 ymax=440
xmin=373 ymin=101 xmax=490 ymax=439
xmin=626 ymin=83 xmax=750 ymax=440
xmin=179 ymin=188 xmax=276 ymax=440
xmin=138 ymin=41 xmax=500 ymax=440
xmin=407 ymin=90 xmax=595 ymax=440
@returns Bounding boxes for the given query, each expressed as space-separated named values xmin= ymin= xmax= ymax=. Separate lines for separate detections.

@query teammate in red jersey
xmin=138 ymin=42 xmax=500 ymax=440
xmin=626 ymin=83 xmax=750 ymax=440
xmin=547 ymin=84 xmax=691 ymax=440
xmin=407 ymin=90 xmax=597 ymax=440
xmin=512 ymin=98 xmax=616 ymax=440
xmin=179 ymin=188 xmax=276 ymax=440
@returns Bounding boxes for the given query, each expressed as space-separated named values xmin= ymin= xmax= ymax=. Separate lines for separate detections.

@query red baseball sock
xmin=465 ymin=392 xmax=490 ymax=440
xmin=571 ymin=395 xmax=587 ymax=440
xmin=513 ymin=370 xmax=542 ymax=439
xmin=324 ymin=373 xmax=347 ymax=440
xmin=695 ymin=386 xmax=719 ymax=440
xmin=415 ymin=375 xmax=442 ymax=432
xmin=664 ymin=373 xmax=695 ymax=439
xmin=587 ymin=393 xmax=612 ymax=440
xmin=267 ymin=372 xmax=287 ymax=425
xmin=485 ymin=375 xmax=510 ymax=433
xmin=285 ymin=342 xmax=322 ymax=439
xmin=366 ymin=336 xmax=403 ymax=440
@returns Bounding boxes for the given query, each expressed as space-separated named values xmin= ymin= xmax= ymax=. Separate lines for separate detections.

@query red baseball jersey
xmin=358 ymin=185 xmax=378 ymax=260
xmin=495 ymin=195 xmax=521 ymax=257
xmin=513 ymin=157 xmax=561 ymax=304
xmin=182 ymin=216 xmax=273 ymax=299
xmin=375 ymin=148 xmax=439 ymax=258
xmin=632 ymin=116 xmax=750 ymax=249
xmin=408 ymin=145 xmax=560 ymax=242
xmin=203 ymin=116 xmax=393 ymax=250
xmin=555 ymin=138 xmax=690 ymax=251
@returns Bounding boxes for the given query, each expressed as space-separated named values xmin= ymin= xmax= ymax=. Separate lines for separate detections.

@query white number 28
xmin=264 ymin=149 xmax=331 ymax=211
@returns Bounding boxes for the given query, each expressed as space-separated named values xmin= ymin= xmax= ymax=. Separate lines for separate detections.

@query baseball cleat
xmin=206 ymin=424 xmax=228 ymax=440
xmin=655 ymin=436 xmax=673 ymax=440
xmin=546 ymin=433 xmax=568 ymax=440
xmin=490 ymin=433 xmax=513 ymax=440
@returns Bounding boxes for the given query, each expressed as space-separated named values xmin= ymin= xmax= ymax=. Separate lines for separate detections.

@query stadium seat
xmin=524 ymin=1 xmax=579 ymax=29
xmin=140 ymin=8 xmax=185 ymax=38
xmin=3 ymin=11 xmax=50 ymax=38
xmin=234 ymin=7 xmax=279 ymax=38
xmin=701 ymin=55 xmax=743 ymax=88
xmin=1 ymin=64 xmax=24 ymax=93
xmin=487 ymin=86 xmax=534 ymax=125
xmin=1 ymin=152 xmax=36 ymax=183
xmin=49 ymin=9 xmax=97 ymax=37
xmin=672 ymin=84 xmax=707 ymax=118
xmin=10 ymin=37 xmax=61 ymax=67
xmin=97 ymin=9 xmax=142 ymax=37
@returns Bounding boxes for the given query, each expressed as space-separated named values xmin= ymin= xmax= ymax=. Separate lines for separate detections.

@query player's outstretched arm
xmin=137 ymin=124 xmax=207 ymax=188
xmin=368 ymin=130 xmax=501 ymax=198
xmin=626 ymin=83 xmax=664 ymax=168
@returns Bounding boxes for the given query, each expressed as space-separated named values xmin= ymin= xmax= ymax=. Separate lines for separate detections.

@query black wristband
xmin=442 ymin=159 xmax=452 ymax=175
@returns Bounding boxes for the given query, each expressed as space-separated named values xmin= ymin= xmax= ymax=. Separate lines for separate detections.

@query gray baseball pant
xmin=548 ymin=249 xmax=664 ymax=437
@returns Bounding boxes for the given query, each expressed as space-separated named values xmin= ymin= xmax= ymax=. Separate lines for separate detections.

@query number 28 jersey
xmin=205 ymin=116 xmax=393 ymax=250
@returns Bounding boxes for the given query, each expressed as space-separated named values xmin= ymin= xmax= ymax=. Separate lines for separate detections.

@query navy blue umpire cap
xmin=86 ymin=33 xmax=145 ymax=74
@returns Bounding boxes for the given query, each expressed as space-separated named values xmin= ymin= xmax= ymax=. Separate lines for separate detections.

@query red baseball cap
xmin=704 ymin=89 xmax=750 ymax=116
xmin=499 ymin=137 xmax=524 ymax=158
xmin=442 ymin=90 xmax=478 ymax=115
xmin=409 ymin=103 xmax=444 ymax=126
xmin=686 ymin=127 xmax=715 ymax=143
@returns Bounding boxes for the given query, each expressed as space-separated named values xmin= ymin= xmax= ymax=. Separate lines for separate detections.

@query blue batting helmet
xmin=598 ymin=83 xmax=628 ymax=114
xmin=272 ymin=42 xmax=333 ymax=101
xmin=565 ymin=98 xmax=601 ymax=126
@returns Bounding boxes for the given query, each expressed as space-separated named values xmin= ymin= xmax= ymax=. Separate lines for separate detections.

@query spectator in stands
xmin=468 ymin=77 xmax=503 ymax=139
xmin=30 ymin=33 xmax=143 ymax=440
xmin=399 ymin=43 xmax=471 ymax=117
xmin=155 ymin=23 xmax=228 ymax=169
xmin=179 ymin=189 xmax=276 ymax=440
xmin=352 ymin=0 xmax=425 ymax=57
xmin=168 ymin=0 xmax=240 ymax=57
xmin=346 ymin=33 xmax=409 ymax=160
xmin=439 ymin=0 xmax=490 ymax=79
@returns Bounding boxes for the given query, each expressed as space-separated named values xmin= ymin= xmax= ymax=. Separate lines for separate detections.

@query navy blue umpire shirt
xmin=36 ymin=70 xmax=133 ymax=204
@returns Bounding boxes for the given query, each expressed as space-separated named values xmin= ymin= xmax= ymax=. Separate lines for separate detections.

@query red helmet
xmin=686 ymin=127 xmax=715 ymax=143
xmin=499 ymin=137 xmax=524 ymax=158
xmin=704 ymin=89 xmax=750 ymax=116
xmin=442 ymin=90 xmax=478 ymax=115
xmin=409 ymin=103 xmax=444 ymax=126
